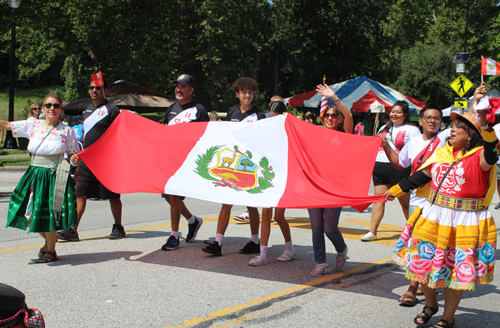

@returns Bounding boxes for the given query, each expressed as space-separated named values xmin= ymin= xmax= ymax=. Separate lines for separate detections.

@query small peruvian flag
xmin=481 ymin=57 xmax=500 ymax=76
xmin=91 ymin=71 xmax=105 ymax=87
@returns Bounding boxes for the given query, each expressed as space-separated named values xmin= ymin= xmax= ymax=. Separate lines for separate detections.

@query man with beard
xmin=161 ymin=74 xmax=209 ymax=251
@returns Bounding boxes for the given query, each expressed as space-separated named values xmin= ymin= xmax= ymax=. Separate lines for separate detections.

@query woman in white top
xmin=0 ymin=93 xmax=80 ymax=263
xmin=361 ymin=101 xmax=421 ymax=241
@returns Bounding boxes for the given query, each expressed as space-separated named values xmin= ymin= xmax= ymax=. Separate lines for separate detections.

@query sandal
xmin=38 ymin=243 xmax=47 ymax=258
xmin=35 ymin=251 xmax=58 ymax=263
xmin=431 ymin=319 xmax=454 ymax=328
xmin=398 ymin=291 xmax=418 ymax=307
xmin=414 ymin=305 xmax=439 ymax=327
xmin=277 ymin=249 xmax=296 ymax=262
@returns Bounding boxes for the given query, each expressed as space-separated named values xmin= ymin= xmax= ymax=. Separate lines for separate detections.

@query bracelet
xmin=480 ymin=124 xmax=489 ymax=130
xmin=333 ymin=98 xmax=341 ymax=103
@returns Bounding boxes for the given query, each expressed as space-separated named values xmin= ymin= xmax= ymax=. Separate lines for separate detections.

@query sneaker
xmin=56 ymin=227 xmax=80 ymax=242
xmin=161 ymin=235 xmax=180 ymax=251
xmin=310 ymin=263 xmax=328 ymax=277
xmin=495 ymin=202 xmax=500 ymax=210
xmin=239 ymin=240 xmax=260 ymax=254
xmin=186 ymin=216 xmax=203 ymax=243
xmin=335 ymin=245 xmax=348 ymax=270
xmin=249 ymin=256 xmax=268 ymax=266
xmin=202 ymin=241 xmax=222 ymax=256
xmin=360 ymin=231 xmax=377 ymax=241
xmin=109 ymin=224 xmax=126 ymax=240
xmin=233 ymin=210 xmax=250 ymax=223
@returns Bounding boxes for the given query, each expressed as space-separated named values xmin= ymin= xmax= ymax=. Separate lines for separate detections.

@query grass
xmin=0 ymin=157 xmax=30 ymax=166
xmin=0 ymin=150 xmax=29 ymax=156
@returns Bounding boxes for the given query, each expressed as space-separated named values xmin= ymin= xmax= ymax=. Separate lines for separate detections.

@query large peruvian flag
xmin=481 ymin=57 xmax=500 ymax=76
xmin=78 ymin=111 xmax=385 ymax=209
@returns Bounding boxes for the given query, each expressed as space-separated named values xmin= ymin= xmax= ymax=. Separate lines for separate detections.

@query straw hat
xmin=450 ymin=110 xmax=482 ymax=137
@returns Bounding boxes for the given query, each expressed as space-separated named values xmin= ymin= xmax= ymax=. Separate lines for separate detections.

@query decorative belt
xmin=31 ymin=154 xmax=62 ymax=168
xmin=429 ymin=190 xmax=486 ymax=212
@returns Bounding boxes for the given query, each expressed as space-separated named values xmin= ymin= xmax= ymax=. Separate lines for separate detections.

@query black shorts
xmin=161 ymin=194 xmax=185 ymax=201
xmin=75 ymin=162 xmax=120 ymax=200
xmin=372 ymin=162 xmax=411 ymax=187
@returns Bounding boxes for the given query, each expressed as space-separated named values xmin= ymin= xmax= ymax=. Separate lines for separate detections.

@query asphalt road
xmin=0 ymin=170 xmax=499 ymax=327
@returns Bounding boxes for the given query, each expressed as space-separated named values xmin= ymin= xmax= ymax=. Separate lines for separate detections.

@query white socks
xmin=170 ymin=231 xmax=179 ymax=239
xmin=260 ymin=246 xmax=268 ymax=260
xmin=251 ymin=234 xmax=259 ymax=244
xmin=285 ymin=241 xmax=294 ymax=254
xmin=215 ymin=233 xmax=224 ymax=245
xmin=187 ymin=215 xmax=196 ymax=224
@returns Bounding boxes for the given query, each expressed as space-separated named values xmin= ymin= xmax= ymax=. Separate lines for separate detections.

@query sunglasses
xmin=43 ymin=103 xmax=61 ymax=109
xmin=324 ymin=113 xmax=338 ymax=118
xmin=89 ymin=86 xmax=102 ymax=91
xmin=33 ymin=108 xmax=41 ymax=110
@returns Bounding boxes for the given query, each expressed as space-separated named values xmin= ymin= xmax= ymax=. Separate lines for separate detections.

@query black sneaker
xmin=202 ymin=241 xmax=222 ymax=256
xmin=109 ymin=224 xmax=126 ymax=240
xmin=161 ymin=235 xmax=180 ymax=251
xmin=56 ymin=228 xmax=80 ymax=242
xmin=186 ymin=216 xmax=203 ymax=243
xmin=239 ymin=241 xmax=260 ymax=254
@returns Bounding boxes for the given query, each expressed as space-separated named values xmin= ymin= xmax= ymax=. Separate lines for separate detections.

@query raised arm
xmin=477 ymin=110 xmax=498 ymax=172
xmin=0 ymin=120 xmax=12 ymax=131
xmin=316 ymin=84 xmax=353 ymax=134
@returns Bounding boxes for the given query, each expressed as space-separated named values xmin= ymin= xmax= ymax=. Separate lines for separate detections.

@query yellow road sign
xmin=454 ymin=100 xmax=469 ymax=108
xmin=450 ymin=74 xmax=473 ymax=97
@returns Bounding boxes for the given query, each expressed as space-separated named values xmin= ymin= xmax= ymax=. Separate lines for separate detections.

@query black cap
xmin=174 ymin=74 xmax=195 ymax=87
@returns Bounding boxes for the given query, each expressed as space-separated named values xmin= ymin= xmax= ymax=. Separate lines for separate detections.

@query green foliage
xmin=194 ymin=145 xmax=222 ymax=181
xmin=245 ymin=150 xmax=252 ymax=159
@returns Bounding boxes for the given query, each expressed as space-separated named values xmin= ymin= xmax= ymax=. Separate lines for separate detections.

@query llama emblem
xmin=195 ymin=145 xmax=275 ymax=193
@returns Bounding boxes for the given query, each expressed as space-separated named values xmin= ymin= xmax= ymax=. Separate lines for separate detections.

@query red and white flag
xmin=319 ymin=96 xmax=328 ymax=124
xmin=78 ymin=111 xmax=384 ymax=210
xmin=474 ymin=96 xmax=500 ymax=123
xmin=91 ymin=71 xmax=105 ymax=87
xmin=481 ymin=57 xmax=500 ymax=76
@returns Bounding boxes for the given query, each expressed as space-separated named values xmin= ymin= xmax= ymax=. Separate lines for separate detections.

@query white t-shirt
xmin=11 ymin=119 xmax=80 ymax=155
xmin=398 ymin=129 xmax=450 ymax=206
xmin=376 ymin=124 xmax=422 ymax=163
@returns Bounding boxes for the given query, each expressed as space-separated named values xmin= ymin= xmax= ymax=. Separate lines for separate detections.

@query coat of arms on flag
xmin=195 ymin=145 xmax=274 ymax=193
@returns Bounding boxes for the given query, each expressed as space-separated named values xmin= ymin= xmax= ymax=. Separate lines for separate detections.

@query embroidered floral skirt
xmin=393 ymin=201 xmax=497 ymax=290
xmin=6 ymin=165 xmax=77 ymax=233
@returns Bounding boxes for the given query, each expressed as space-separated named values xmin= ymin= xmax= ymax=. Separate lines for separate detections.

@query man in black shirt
xmin=161 ymin=74 xmax=209 ymax=251
xmin=57 ymin=77 xmax=125 ymax=241
xmin=203 ymin=77 xmax=265 ymax=256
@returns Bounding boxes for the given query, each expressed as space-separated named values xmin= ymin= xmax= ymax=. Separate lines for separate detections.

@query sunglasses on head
xmin=89 ymin=86 xmax=102 ymax=91
xmin=43 ymin=103 xmax=61 ymax=109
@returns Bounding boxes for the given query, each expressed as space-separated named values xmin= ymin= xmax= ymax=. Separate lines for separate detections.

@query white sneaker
xmin=335 ymin=245 xmax=348 ymax=270
xmin=310 ymin=263 xmax=328 ymax=277
xmin=249 ymin=256 xmax=268 ymax=266
xmin=360 ymin=232 xmax=377 ymax=241
xmin=233 ymin=210 xmax=249 ymax=223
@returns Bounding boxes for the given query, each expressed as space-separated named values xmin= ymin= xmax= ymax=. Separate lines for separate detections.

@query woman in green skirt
xmin=0 ymin=93 xmax=80 ymax=263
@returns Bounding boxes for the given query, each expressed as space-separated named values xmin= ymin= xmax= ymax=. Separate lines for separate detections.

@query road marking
xmin=167 ymin=257 xmax=394 ymax=328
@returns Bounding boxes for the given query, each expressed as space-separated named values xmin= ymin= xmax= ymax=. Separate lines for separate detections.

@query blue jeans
xmin=308 ymin=207 xmax=346 ymax=264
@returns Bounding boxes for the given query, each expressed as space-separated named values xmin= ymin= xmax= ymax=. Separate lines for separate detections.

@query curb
xmin=0 ymin=166 xmax=28 ymax=172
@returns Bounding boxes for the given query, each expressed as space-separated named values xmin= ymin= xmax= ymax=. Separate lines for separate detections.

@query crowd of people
xmin=1 ymin=74 xmax=497 ymax=328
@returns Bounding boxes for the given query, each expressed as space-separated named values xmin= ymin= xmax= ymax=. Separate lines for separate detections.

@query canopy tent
xmin=284 ymin=76 xmax=427 ymax=114
xmin=62 ymin=80 xmax=175 ymax=115
xmin=442 ymin=89 xmax=500 ymax=117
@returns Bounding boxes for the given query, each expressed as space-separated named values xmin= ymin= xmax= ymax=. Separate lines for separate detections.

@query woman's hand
xmin=384 ymin=190 xmax=395 ymax=201
xmin=380 ymin=135 xmax=388 ymax=148
xmin=473 ymin=82 xmax=487 ymax=105
xmin=70 ymin=154 xmax=80 ymax=165
xmin=476 ymin=109 xmax=488 ymax=128
xmin=316 ymin=84 xmax=340 ymax=102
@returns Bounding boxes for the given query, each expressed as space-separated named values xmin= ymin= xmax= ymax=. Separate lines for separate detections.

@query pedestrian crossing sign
xmin=450 ymin=74 xmax=473 ymax=97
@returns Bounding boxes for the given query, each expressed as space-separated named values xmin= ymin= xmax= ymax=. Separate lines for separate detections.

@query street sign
xmin=454 ymin=98 xmax=468 ymax=108
xmin=450 ymin=74 xmax=473 ymax=97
